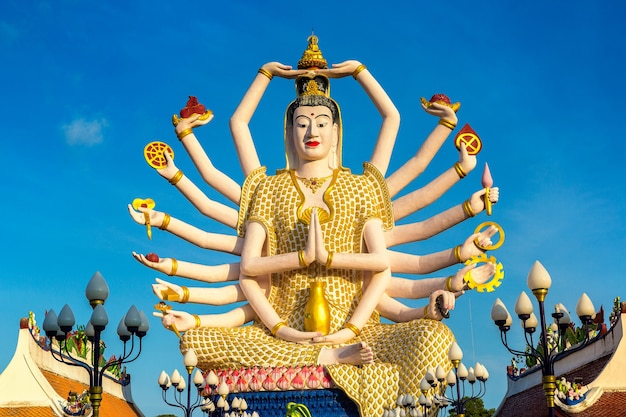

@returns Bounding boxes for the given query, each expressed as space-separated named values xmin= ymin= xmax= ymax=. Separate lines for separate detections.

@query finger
xmin=155 ymin=277 xmax=172 ymax=286
xmin=152 ymin=312 xmax=164 ymax=318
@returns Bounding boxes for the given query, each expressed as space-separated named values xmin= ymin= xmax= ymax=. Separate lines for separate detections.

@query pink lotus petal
xmin=321 ymin=374 xmax=333 ymax=389
xmin=276 ymin=375 xmax=291 ymax=391
xmin=235 ymin=376 xmax=248 ymax=393
xmin=248 ymin=376 xmax=262 ymax=392
xmin=306 ymin=373 xmax=320 ymax=389
xmin=291 ymin=373 xmax=305 ymax=390
xmin=262 ymin=374 xmax=276 ymax=391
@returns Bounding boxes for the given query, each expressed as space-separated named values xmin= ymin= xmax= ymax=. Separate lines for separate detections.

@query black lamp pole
xmin=42 ymin=271 xmax=149 ymax=417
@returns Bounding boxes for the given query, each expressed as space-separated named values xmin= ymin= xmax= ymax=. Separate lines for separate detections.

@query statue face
xmin=291 ymin=105 xmax=338 ymax=164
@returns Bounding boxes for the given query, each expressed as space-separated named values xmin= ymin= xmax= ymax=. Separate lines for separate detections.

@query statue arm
xmin=168 ymin=113 xmax=242 ymax=205
xmin=230 ymin=62 xmax=307 ymax=176
xmin=388 ymin=226 xmax=498 ymax=274
xmin=319 ymin=60 xmax=400 ymax=177
xmin=132 ymin=252 xmax=241 ymax=283
xmin=152 ymin=277 xmax=248 ymax=305
xmin=128 ymin=205 xmax=242 ymax=254
xmin=386 ymin=187 xmax=499 ymax=247
xmin=392 ymin=143 xmax=477 ymax=221
xmin=153 ymin=150 xmax=240 ymax=228
xmin=385 ymin=103 xmax=459 ymax=198
xmin=154 ymin=304 xmax=256 ymax=331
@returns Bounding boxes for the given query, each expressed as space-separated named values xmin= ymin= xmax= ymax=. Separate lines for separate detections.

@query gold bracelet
xmin=180 ymin=286 xmax=190 ymax=304
xmin=258 ymin=68 xmax=273 ymax=80
xmin=438 ymin=119 xmax=457 ymax=130
xmin=454 ymin=162 xmax=466 ymax=179
xmin=423 ymin=306 xmax=430 ymax=320
xmin=462 ymin=200 xmax=476 ymax=218
xmin=271 ymin=321 xmax=286 ymax=336
xmin=192 ymin=314 xmax=201 ymax=329
xmin=159 ymin=213 xmax=171 ymax=230
xmin=298 ymin=250 xmax=309 ymax=268
xmin=169 ymin=170 xmax=184 ymax=185
xmin=343 ymin=322 xmax=361 ymax=336
xmin=352 ymin=64 xmax=366 ymax=79
xmin=445 ymin=276 xmax=454 ymax=292
xmin=326 ymin=252 xmax=334 ymax=269
xmin=453 ymin=245 xmax=463 ymax=263
xmin=177 ymin=128 xmax=193 ymax=140
xmin=169 ymin=258 xmax=178 ymax=276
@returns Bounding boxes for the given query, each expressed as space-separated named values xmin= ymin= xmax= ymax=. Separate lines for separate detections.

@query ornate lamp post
xmin=159 ymin=348 xmax=230 ymax=417
xmin=384 ymin=342 xmax=488 ymax=417
xmin=41 ymin=271 xmax=149 ymax=417
xmin=490 ymin=260 xmax=596 ymax=417
xmin=159 ymin=349 xmax=259 ymax=417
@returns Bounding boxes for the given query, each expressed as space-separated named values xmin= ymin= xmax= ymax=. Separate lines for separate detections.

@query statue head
xmin=284 ymin=35 xmax=343 ymax=170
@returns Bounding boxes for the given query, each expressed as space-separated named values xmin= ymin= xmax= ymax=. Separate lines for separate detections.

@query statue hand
xmin=275 ymin=326 xmax=322 ymax=343
xmin=132 ymin=251 xmax=176 ymax=275
xmin=127 ymin=205 xmax=168 ymax=228
xmin=174 ymin=110 xmax=214 ymax=132
xmin=152 ymin=309 xmax=195 ymax=332
xmin=459 ymin=226 xmax=497 ymax=261
xmin=312 ymin=209 xmax=329 ymax=264
xmin=421 ymin=101 xmax=458 ymax=124
xmin=458 ymin=142 xmax=477 ymax=175
xmin=261 ymin=62 xmax=307 ymax=79
xmin=152 ymin=278 xmax=182 ymax=301
xmin=427 ymin=290 xmax=456 ymax=321
xmin=468 ymin=187 xmax=499 ymax=214
xmin=303 ymin=210 xmax=316 ymax=266
xmin=319 ymin=60 xmax=362 ymax=79
xmin=155 ymin=150 xmax=179 ymax=180
xmin=465 ymin=261 xmax=496 ymax=286
xmin=312 ymin=328 xmax=355 ymax=345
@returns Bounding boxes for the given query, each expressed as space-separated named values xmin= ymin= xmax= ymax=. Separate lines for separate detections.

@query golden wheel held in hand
xmin=144 ymin=141 xmax=174 ymax=169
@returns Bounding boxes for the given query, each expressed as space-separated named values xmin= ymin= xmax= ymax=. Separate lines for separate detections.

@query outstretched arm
xmin=128 ymin=205 xmax=242 ymax=254
xmin=230 ymin=62 xmax=308 ymax=176
xmin=385 ymin=102 xmax=459 ymax=198
xmin=392 ymin=143 xmax=477 ymax=221
xmin=154 ymin=305 xmax=256 ymax=332
xmin=173 ymin=113 xmax=242 ymax=205
xmin=388 ymin=226 xmax=498 ymax=274
xmin=318 ymin=60 xmax=400 ymax=176
xmin=152 ymin=277 xmax=249 ymax=306
xmin=132 ymin=252 xmax=240 ymax=283
xmin=386 ymin=187 xmax=499 ymax=248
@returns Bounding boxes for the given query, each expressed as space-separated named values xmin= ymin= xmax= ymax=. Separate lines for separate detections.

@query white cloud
xmin=62 ymin=118 xmax=107 ymax=146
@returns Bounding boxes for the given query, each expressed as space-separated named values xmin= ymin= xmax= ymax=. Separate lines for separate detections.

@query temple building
xmin=0 ymin=314 xmax=143 ymax=417
xmin=495 ymin=301 xmax=626 ymax=416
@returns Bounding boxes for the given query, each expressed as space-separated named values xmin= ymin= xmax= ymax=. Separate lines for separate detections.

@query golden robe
xmin=182 ymin=163 xmax=455 ymax=417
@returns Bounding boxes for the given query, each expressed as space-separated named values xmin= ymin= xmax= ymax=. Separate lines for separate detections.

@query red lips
xmin=305 ymin=141 xmax=320 ymax=147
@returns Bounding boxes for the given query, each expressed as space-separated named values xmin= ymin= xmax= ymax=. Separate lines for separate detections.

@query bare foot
xmin=318 ymin=342 xmax=374 ymax=365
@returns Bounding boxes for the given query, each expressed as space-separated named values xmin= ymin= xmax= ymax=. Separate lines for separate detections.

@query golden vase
xmin=303 ymin=280 xmax=330 ymax=335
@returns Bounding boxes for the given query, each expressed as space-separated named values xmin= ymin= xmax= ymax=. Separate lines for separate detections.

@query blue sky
xmin=2 ymin=1 xmax=626 ymax=415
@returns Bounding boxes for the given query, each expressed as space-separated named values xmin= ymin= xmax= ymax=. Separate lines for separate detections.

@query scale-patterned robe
xmin=182 ymin=163 xmax=455 ymax=417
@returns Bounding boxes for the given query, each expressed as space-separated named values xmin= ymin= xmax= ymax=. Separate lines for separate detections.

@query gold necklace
xmin=296 ymin=174 xmax=332 ymax=194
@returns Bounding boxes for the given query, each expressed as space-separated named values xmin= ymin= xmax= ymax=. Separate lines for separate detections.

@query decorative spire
xmin=297 ymin=33 xmax=328 ymax=70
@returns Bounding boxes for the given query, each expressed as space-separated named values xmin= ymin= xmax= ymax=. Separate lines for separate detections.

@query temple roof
xmin=494 ymin=303 xmax=626 ymax=416
xmin=0 ymin=317 xmax=143 ymax=417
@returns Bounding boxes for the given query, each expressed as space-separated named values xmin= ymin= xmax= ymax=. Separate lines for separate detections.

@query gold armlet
xmin=180 ymin=286 xmax=190 ymax=304
xmin=168 ymin=258 xmax=179 ymax=276
xmin=453 ymin=245 xmax=463 ymax=264
xmin=192 ymin=314 xmax=201 ymax=329
xmin=454 ymin=162 xmax=467 ymax=179
xmin=445 ymin=276 xmax=454 ymax=292
xmin=169 ymin=170 xmax=184 ymax=185
xmin=298 ymin=250 xmax=309 ymax=268
xmin=462 ymin=200 xmax=476 ymax=218
xmin=177 ymin=128 xmax=193 ymax=140
xmin=258 ymin=68 xmax=273 ymax=80
xmin=343 ymin=322 xmax=361 ymax=336
xmin=352 ymin=64 xmax=367 ymax=80
xmin=438 ymin=119 xmax=457 ymax=130
xmin=159 ymin=213 xmax=171 ymax=230
xmin=271 ymin=321 xmax=286 ymax=336
xmin=325 ymin=252 xmax=334 ymax=269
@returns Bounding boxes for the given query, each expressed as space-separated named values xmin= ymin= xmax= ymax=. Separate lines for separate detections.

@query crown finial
xmin=298 ymin=33 xmax=328 ymax=70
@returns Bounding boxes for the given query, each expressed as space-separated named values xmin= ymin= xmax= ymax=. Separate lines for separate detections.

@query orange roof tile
xmin=40 ymin=370 xmax=142 ymax=417
xmin=0 ymin=407 xmax=55 ymax=417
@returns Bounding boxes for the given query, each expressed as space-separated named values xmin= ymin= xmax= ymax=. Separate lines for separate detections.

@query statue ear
xmin=332 ymin=123 xmax=339 ymax=147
